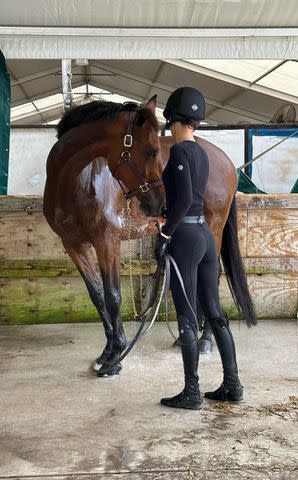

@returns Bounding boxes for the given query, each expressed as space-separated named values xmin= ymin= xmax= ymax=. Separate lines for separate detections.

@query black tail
xmin=221 ymin=197 xmax=257 ymax=327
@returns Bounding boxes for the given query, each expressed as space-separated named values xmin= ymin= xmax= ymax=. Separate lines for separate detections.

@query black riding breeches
xmin=169 ymin=222 xmax=222 ymax=332
xmin=169 ymin=221 xmax=239 ymax=381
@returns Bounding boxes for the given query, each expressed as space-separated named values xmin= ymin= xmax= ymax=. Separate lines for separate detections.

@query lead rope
xmin=163 ymin=253 xmax=200 ymax=346
xmin=126 ymin=198 xmax=139 ymax=319
xmin=238 ymin=129 xmax=298 ymax=171
xmin=96 ymin=211 xmax=165 ymax=375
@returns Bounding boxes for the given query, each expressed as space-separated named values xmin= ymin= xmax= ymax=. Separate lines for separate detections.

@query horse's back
xmin=160 ymin=135 xmax=237 ymax=250
xmin=160 ymin=135 xmax=237 ymax=195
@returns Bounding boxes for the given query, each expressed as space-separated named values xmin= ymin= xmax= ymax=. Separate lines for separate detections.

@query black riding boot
xmin=161 ymin=318 xmax=203 ymax=410
xmin=205 ymin=316 xmax=243 ymax=402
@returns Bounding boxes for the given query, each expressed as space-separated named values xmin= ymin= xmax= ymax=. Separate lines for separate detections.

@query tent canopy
xmin=1 ymin=0 xmax=298 ymax=125
xmin=8 ymin=59 xmax=298 ymax=125
xmin=1 ymin=0 xmax=298 ymax=28
xmin=1 ymin=0 xmax=298 ymax=59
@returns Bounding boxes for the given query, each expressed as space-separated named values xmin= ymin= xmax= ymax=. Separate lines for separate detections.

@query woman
xmin=155 ymin=87 xmax=243 ymax=410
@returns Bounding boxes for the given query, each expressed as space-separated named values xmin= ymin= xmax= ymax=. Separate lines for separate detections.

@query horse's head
xmin=108 ymin=96 xmax=165 ymax=217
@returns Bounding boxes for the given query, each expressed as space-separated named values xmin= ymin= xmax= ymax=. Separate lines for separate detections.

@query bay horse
xmin=44 ymin=96 xmax=256 ymax=376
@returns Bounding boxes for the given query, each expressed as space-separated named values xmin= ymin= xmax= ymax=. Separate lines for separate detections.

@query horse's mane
xmin=56 ymin=100 xmax=159 ymax=139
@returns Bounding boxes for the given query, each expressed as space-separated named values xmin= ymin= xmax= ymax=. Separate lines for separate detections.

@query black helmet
xmin=163 ymin=87 xmax=205 ymax=128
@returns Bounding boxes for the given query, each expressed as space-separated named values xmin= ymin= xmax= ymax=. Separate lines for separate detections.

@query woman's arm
xmin=162 ymin=145 xmax=192 ymax=236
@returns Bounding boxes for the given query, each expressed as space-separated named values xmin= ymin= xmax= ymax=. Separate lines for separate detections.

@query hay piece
xmin=257 ymin=396 xmax=298 ymax=420
xmin=211 ymin=402 xmax=234 ymax=413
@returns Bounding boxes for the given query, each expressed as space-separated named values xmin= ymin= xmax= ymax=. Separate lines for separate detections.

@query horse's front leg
xmin=62 ymin=242 xmax=116 ymax=372
xmin=94 ymin=238 xmax=127 ymax=376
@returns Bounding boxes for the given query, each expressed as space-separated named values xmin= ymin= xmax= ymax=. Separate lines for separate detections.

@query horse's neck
xmin=58 ymin=123 xmax=110 ymax=180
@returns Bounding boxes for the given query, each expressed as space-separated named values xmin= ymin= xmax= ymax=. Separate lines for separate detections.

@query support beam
xmin=61 ymin=59 xmax=73 ymax=110
xmin=90 ymin=62 xmax=269 ymax=122
xmin=2 ymin=26 xmax=298 ymax=38
xmin=11 ymin=95 xmax=87 ymax=125
xmin=1 ymin=27 xmax=297 ymax=59
xmin=143 ymin=62 xmax=166 ymax=101
xmin=9 ymin=71 xmax=45 ymax=123
xmin=11 ymin=82 xmax=84 ymax=108
xmin=10 ymin=65 xmax=63 ymax=87
xmin=165 ymin=60 xmax=298 ymax=104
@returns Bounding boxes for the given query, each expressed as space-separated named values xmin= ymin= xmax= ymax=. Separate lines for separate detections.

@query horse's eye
xmin=147 ymin=150 xmax=157 ymax=159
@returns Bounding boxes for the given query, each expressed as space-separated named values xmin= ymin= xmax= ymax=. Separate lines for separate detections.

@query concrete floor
xmin=0 ymin=320 xmax=297 ymax=480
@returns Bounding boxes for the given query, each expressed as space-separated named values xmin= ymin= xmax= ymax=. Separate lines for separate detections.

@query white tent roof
xmin=1 ymin=0 xmax=298 ymax=28
xmin=2 ymin=0 xmax=298 ymax=125
xmin=1 ymin=0 xmax=298 ymax=59
xmin=8 ymin=59 xmax=298 ymax=125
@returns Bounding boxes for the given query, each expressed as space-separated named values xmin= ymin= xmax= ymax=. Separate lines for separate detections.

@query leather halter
xmin=111 ymin=110 xmax=163 ymax=200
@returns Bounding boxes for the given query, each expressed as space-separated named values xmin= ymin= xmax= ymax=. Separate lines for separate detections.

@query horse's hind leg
xmin=93 ymin=239 xmax=127 ymax=375
xmin=63 ymin=242 xmax=119 ymax=374
xmin=172 ymin=260 xmax=217 ymax=354
xmin=198 ymin=257 xmax=223 ymax=353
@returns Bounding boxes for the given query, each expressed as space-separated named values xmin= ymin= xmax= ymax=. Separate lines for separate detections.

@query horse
xmin=44 ymin=96 xmax=256 ymax=376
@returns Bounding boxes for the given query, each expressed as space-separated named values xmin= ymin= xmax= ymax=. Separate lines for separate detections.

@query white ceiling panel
xmin=186 ymin=60 xmax=281 ymax=83
xmin=1 ymin=0 xmax=298 ymax=28
xmin=257 ymin=61 xmax=298 ymax=97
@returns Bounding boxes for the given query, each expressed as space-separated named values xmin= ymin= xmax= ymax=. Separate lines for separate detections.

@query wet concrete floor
xmin=0 ymin=320 xmax=297 ymax=480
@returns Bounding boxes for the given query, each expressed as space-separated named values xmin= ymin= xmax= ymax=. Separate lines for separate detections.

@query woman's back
xmin=162 ymin=140 xmax=209 ymax=235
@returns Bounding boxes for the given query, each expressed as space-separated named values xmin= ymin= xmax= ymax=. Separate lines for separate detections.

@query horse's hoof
xmin=96 ymin=363 xmax=122 ymax=377
xmin=198 ymin=338 xmax=213 ymax=354
xmin=91 ymin=358 xmax=103 ymax=372
xmin=91 ymin=349 xmax=113 ymax=372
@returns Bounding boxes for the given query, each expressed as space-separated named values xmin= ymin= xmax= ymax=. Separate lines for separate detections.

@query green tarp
xmin=290 ymin=179 xmax=298 ymax=193
xmin=237 ymin=169 xmax=297 ymax=194
xmin=0 ymin=50 xmax=11 ymax=195
xmin=237 ymin=169 xmax=266 ymax=194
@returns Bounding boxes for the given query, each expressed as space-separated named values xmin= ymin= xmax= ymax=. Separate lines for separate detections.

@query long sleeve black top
xmin=161 ymin=140 xmax=209 ymax=236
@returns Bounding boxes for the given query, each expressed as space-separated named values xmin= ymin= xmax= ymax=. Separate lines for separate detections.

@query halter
xmin=111 ymin=110 xmax=163 ymax=199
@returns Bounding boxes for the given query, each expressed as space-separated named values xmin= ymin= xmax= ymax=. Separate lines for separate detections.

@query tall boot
xmin=161 ymin=317 xmax=203 ymax=410
xmin=205 ymin=315 xmax=243 ymax=402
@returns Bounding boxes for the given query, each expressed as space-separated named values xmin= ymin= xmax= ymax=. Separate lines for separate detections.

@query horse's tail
xmin=221 ymin=196 xmax=257 ymax=327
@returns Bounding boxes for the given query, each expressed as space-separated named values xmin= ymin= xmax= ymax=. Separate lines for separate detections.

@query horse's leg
xmin=63 ymin=242 xmax=118 ymax=373
xmin=93 ymin=239 xmax=127 ymax=376
xmin=198 ymin=218 xmax=225 ymax=353
xmin=198 ymin=254 xmax=223 ymax=353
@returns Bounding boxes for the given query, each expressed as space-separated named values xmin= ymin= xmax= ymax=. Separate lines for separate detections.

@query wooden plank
xmin=0 ymin=276 xmax=139 ymax=324
xmin=236 ymin=193 xmax=298 ymax=210
xmin=0 ymin=211 xmax=141 ymax=260
xmin=1 ymin=193 xmax=297 ymax=212
xmin=219 ymin=274 xmax=298 ymax=319
xmin=0 ymin=211 xmax=68 ymax=260
xmin=0 ymin=257 xmax=297 ymax=277
xmin=0 ymin=195 xmax=43 ymax=212
xmin=246 ymin=274 xmax=297 ymax=319
xmin=247 ymin=209 xmax=298 ymax=257
xmin=0 ymin=194 xmax=297 ymax=323
xmin=1 ymin=272 xmax=295 ymax=325
xmin=0 ymin=259 xmax=157 ymax=277
xmin=243 ymin=257 xmax=298 ymax=275
xmin=237 ymin=209 xmax=247 ymax=257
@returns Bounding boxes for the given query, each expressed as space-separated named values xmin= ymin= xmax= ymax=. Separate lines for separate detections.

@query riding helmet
xmin=163 ymin=87 xmax=205 ymax=128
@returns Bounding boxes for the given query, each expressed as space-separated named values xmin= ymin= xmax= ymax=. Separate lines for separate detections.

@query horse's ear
xmin=146 ymin=95 xmax=157 ymax=112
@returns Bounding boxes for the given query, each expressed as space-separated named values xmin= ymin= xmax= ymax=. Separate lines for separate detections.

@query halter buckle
xmin=139 ymin=182 xmax=150 ymax=193
xmin=121 ymin=151 xmax=131 ymax=160
xmin=124 ymin=134 xmax=133 ymax=148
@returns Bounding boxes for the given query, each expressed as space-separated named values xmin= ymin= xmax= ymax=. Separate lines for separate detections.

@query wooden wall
xmin=0 ymin=194 xmax=297 ymax=324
